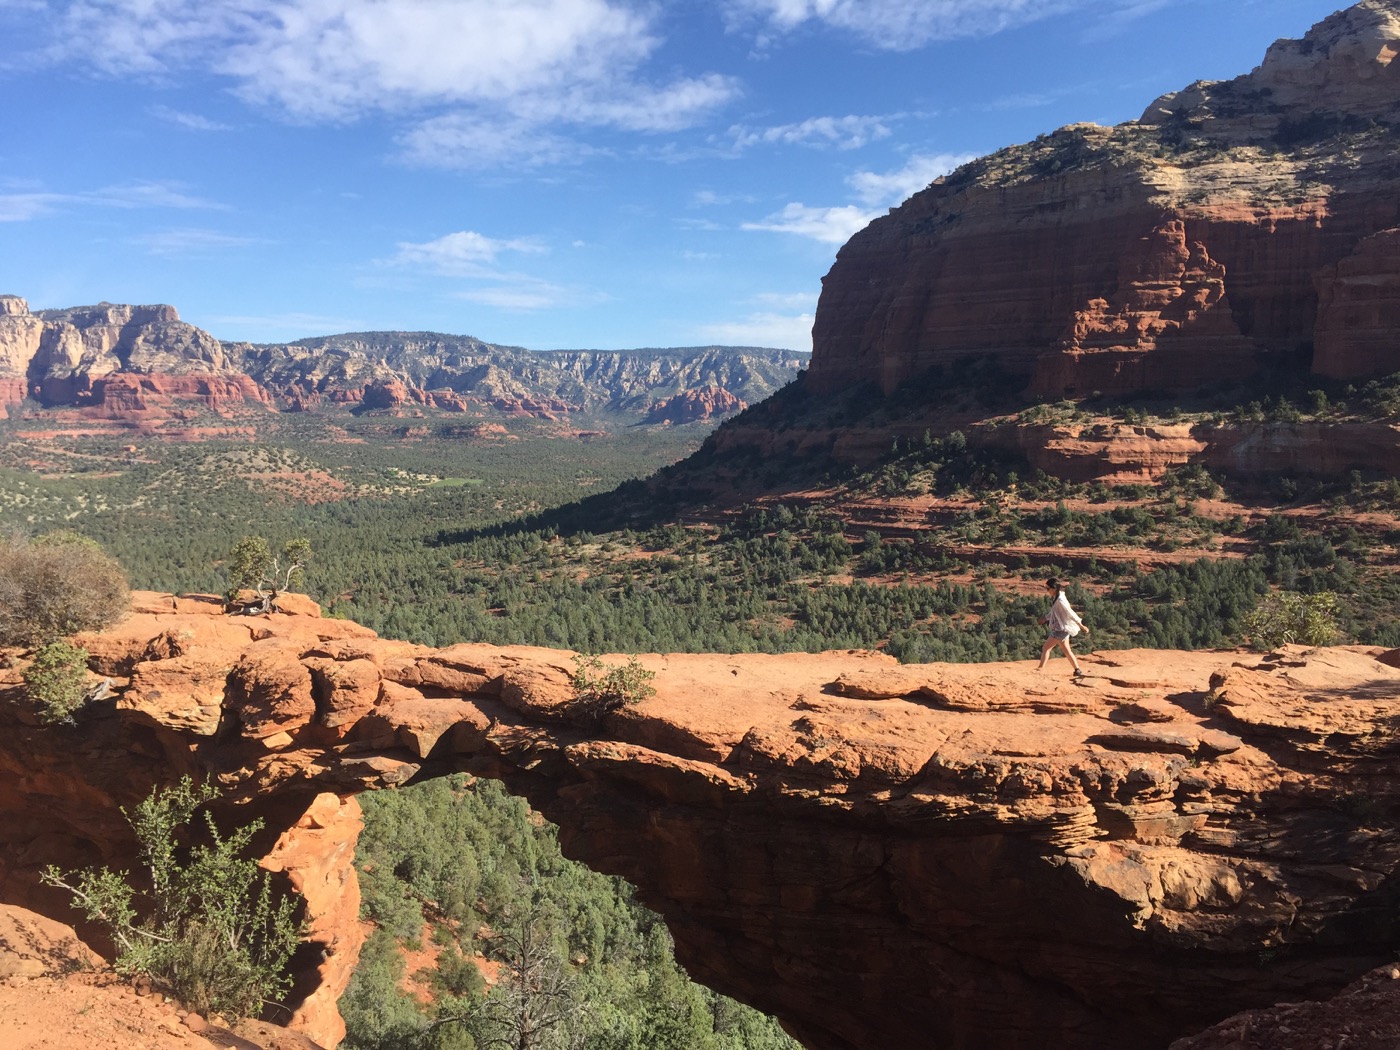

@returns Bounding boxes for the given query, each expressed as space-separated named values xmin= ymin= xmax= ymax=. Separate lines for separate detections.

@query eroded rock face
xmin=3 ymin=596 xmax=1400 ymax=1049
xmin=644 ymin=385 xmax=745 ymax=424
xmin=806 ymin=2 xmax=1400 ymax=400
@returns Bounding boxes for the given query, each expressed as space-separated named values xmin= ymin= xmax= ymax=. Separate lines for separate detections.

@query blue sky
xmin=1 ymin=0 xmax=1348 ymax=352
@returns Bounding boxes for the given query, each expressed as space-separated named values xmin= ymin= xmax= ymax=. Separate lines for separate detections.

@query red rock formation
xmin=261 ymin=794 xmax=364 ymax=1048
xmin=1171 ymin=963 xmax=1400 ymax=1050
xmin=805 ymin=5 xmax=1400 ymax=400
xmin=5 ymin=596 xmax=1400 ymax=1049
xmin=974 ymin=418 xmax=1400 ymax=483
xmin=0 ymin=378 xmax=25 ymax=418
xmin=1031 ymin=221 xmax=1260 ymax=397
xmin=487 ymin=396 xmax=571 ymax=419
xmin=1313 ymin=225 xmax=1400 ymax=378
xmin=644 ymin=386 xmax=745 ymax=424
xmin=359 ymin=379 xmax=414 ymax=410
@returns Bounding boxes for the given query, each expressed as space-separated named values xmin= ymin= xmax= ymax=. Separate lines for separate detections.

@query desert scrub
xmin=0 ymin=530 xmax=129 ymax=645
xmin=570 ymin=653 xmax=656 ymax=719
xmin=42 ymin=777 xmax=301 ymax=1019
xmin=24 ymin=640 xmax=92 ymax=723
xmin=1242 ymin=590 xmax=1340 ymax=649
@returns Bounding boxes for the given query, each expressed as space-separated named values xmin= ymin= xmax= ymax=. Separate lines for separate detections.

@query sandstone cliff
xmin=0 ymin=297 xmax=802 ymax=423
xmin=4 ymin=594 xmax=1399 ymax=1049
xmin=806 ymin=1 xmax=1400 ymax=400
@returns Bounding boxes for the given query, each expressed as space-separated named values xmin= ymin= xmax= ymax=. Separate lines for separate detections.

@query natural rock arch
xmin=2 ymin=592 xmax=1398 ymax=1049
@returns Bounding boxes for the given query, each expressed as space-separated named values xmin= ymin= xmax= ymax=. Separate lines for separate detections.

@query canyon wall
xmin=0 ymin=296 xmax=800 ymax=423
xmin=4 ymin=594 xmax=1399 ymax=1049
xmin=806 ymin=1 xmax=1400 ymax=401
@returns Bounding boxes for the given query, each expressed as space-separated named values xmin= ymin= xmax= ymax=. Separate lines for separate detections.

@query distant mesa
xmin=0 ymin=294 xmax=805 ymax=427
xmin=805 ymin=0 xmax=1400 ymax=400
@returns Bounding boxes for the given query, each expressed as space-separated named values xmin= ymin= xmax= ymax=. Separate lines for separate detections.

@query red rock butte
xmin=2 ymin=593 xmax=1399 ymax=1049
xmin=805 ymin=1 xmax=1400 ymax=400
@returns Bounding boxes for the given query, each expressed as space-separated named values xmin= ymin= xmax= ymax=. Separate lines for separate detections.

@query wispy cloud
xmin=390 ymin=230 xmax=576 ymax=312
xmin=0 ymin=192 xmax=65 ymax=222
xmin=691 ymin=189 xmax=757 ymax=208
xmin=391 ymin=230 xmax=547 ymax=277
xmin=457 ymin=281 xmax=575 ymax=311
xmin=148 ymin=104 xmax=232 ymax=131
xmin=724 ymin=0 xmax=1083 ymax=50
xmin=87 ymin=181 xmax=224 ymax=210
xmin=0 ymin=180 xmax=223 ymax=221
xmin=726 ymin=114 xmax=894 ymax=151
xmin=136 ymin=227 xmax=260 ymax=256
xmin=698 ymin=310 xmax=813 ymax=351
xmin=1080 ymin=0 xmax=1170 ymax=42
xmin=397 ymin=117 xmax=599 ymax=172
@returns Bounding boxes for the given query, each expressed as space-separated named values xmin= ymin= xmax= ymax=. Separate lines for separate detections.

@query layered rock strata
xmin=0 ymin=297 xmax=801 ymax=422
xmin=3 ymin=594 xmax=1399 ymax=1049
xmin=806 ymin=1 xmax=1400 ymax=400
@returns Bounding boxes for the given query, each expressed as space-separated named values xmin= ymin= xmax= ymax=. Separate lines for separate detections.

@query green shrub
xmin=42 ymin=777 xmax=301 ymax=1019
xmin=1242 ymin=591 xmax=1341 ymax=649
xmin=570 ymin=653 xmax=656 ymax=719
xmin=225 ymin=536 xmax=312 ymax=613
xmin=24 ymin=640 xmax=92 ymax=723
xmin=0 ymin=531 xmax=129 ymax=646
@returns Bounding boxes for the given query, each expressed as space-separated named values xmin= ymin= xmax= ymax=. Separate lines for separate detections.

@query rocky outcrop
xmin=975 ymin=418 xmax=1400 ymax=483
xmin=0 ymin=297 xmax=272 ymax=420
xmin=644 ymin=386 xmax=745 ymax=424
xmin=4 ymin=595 xmax=1400 ymax=1049
xmin=806 ymin=1 xmax=1400 ymax=400
xmin=0 ymin=301 xmax=805 ymax=422
xmin=1313 ymin=226 xmax=1400 ymax=378
xmin=1169 ymin=963 xmax=1400 ymax=1049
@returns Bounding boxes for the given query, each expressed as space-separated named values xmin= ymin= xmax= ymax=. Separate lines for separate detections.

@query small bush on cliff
xmin=569 ymin=653 xmax=656 ymax=719
xmin=0 ymin=531 xmax=129 ymax=646
xmin=224 ymin=535 xmax=311 ymax=614
xmin=1242 ymin=590 xmax=1341 ymax=649
xmin=23 ymin=640 xmax=92 ymax=723
xmin=41 ymin=777 xmax=301 ymax=1019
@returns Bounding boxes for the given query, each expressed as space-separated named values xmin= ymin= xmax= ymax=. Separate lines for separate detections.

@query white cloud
xmin=741 ymin=202 xmax=877 ymax=244
xmin=392 ymin=231 xmax=546 ymax=276
xmin=390 ymin=231 xmax=573 ymax=311
xmin=847 ymin=151 xmax=978 ymax=207
xmin=742 ymin=152 xmax=978 ymax=247
xmin=726 ymin=0 xmax=1082 ymax=50
xmin=137 ymin=227 xmax=259 ymax=256
xmin=698 ymin=311 xmax=813 ymax=351
xmin=727 ymin=114 xmax=894 ymax=151
xmin=39 ymin=0 xmax=738 ymax=168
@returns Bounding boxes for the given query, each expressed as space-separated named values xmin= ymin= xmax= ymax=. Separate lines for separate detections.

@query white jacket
xmin=1047 ymin=591 xmax=1084 ymax=636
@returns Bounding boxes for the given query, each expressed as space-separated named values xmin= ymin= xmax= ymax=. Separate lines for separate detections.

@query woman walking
xmin=1037 ymin=578 xmax=1088 ymax=677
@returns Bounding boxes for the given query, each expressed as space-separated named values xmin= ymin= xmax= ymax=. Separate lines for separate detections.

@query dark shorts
xmin=1048 ymin=629 xmax=1072 ymax=641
